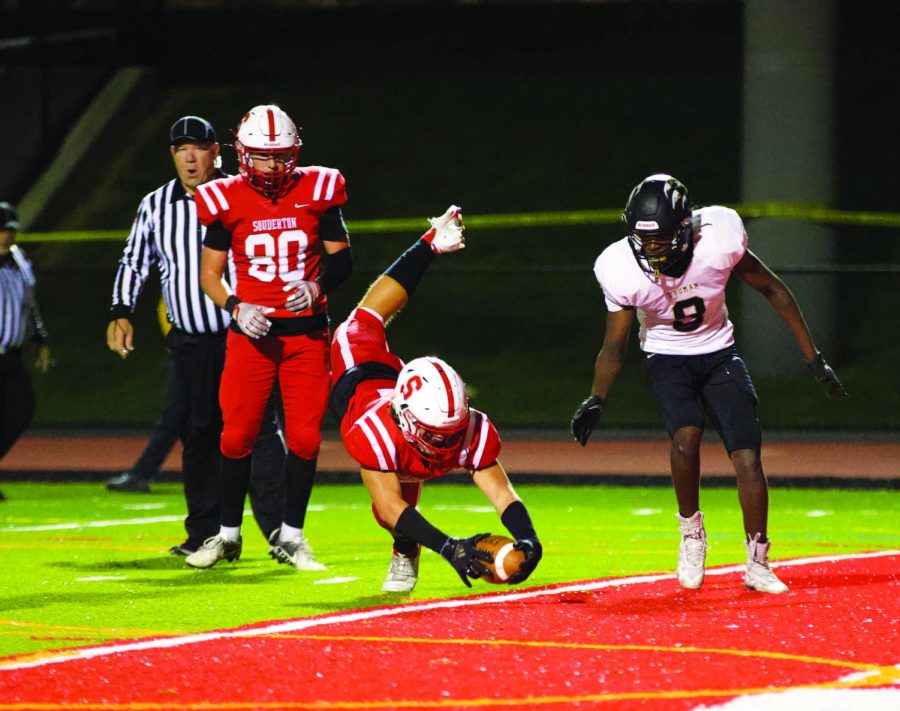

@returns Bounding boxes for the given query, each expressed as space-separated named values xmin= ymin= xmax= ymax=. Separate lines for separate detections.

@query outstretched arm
xmin=733 ymin=249 xmax=845 ymax=396
xmin=732 ymin=249 xmax=817 ymax=360
xmin=472 ymin=461 xmax=519 ymax=514
xmin=358 ymin=205 xmax=465 ymax=323
xmin=590 ymin=308 xmax=635 ymax=400
xmin=360 ymin=467 xmax=490 ymax=587
xmin=473 ymin=461 xmax=542 ymax=583
xmin=571 ymin=307 xmax=635 ymax=445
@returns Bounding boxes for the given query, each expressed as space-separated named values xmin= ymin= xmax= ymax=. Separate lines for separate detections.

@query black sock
xmin=221 ymin=455 xmax=252 ymax=527
xmin=283 ymin=453 xmax=317 ymax=529
xmin=393 ymin=535 xmax=419 ymax=556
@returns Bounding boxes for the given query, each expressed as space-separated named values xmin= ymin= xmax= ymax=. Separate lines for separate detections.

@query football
xmin=475 ymin=535 xmax=526 ymax=584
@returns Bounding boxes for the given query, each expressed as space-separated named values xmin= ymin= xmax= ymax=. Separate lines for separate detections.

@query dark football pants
xmin=0 ymin=349 xmax=35 ymax=460
xmin=168 ymin=331 xmax=286 ymax=546
xmin=170 ymin=334 xmax=224 ymax=547
xmin=642 ymin=345 xmax=762 ymax=454
xmin=131 ymin=358 xmax=184 ymax=482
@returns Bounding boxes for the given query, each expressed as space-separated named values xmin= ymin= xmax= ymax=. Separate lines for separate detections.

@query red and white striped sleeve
xmin=344 ymin=402 xmax=399 ymax=472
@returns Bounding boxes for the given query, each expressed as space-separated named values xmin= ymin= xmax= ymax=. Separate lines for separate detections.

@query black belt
xmin=166 ymin=328 xmax=227 ymax=348
xmin=229 ymin=312 xmax=329 ymax=337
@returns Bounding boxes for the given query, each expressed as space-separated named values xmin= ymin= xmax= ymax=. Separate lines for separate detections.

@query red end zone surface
xmin=1 ymin=552 xmax=897 ymax=710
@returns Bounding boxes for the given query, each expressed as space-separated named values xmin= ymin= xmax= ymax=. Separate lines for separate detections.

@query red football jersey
xmin=342 ymin=389 xmax=502 ymax=481
xmin=196 ymin=166 xmax=347 ymax=319
xmin=331 ymin=307 xmax=404 ymax=382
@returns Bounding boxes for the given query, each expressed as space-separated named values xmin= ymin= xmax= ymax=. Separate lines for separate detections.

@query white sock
xmin=279 ymin=524 xmax=302 ymax=543
xmin=219 ymin=525 xmax=241 ymax=542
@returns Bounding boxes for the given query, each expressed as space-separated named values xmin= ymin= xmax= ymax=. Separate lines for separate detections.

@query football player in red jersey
xmin=189 ymin=105 xmax=353 ymax=570
xmin=330 ymin=206 xmax=542 ymax=592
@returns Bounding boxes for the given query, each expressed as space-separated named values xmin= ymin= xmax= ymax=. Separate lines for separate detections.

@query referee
xmin=106 ymin=116 xmax=285 ymax=554
xmin=0 ymin=202 xmax=51 ymax=502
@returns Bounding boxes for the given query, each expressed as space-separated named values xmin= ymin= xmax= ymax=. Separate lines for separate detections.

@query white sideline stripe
xmin=0 ymin=549 xmax=895 ymax=672
xmin=0 ymin=515 xmax=185 ymax=532
xmin=0 ymin=506 xmax=350 ymax=532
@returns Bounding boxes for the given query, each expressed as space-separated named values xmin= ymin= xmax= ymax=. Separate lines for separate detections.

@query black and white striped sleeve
xmin=110 ymin=192 xmax=157 ymax=320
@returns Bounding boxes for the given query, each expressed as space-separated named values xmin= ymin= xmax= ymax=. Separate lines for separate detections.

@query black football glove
xmin=507 ymin=537 xmax=542 ymax=584
xmin=571 ymin=395 xmax=605 ymax=446
xmin=440 ymin=533 xmax=492 ymax=588
xmin=807 ymin=352 xmax=847 ymax=398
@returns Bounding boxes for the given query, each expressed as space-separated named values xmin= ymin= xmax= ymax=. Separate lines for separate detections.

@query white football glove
xmin=283 ymin=279 xmax=321 ymax=312
xmin=235 ymin=302 xmax=275 ymax=339
xmin=422 ymin=205 xmax=465 ymax=254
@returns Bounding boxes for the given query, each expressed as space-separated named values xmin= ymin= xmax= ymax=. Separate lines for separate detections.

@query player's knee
xmin=371 ymin=502 xmax=394 ymax=532
xmin=285 ymin=428 xmax=321 ymax=460
xmin=672 ymin=426 xmax=702 ymax=456
xmin=731 ymin=448 xmax=763 ymax=480
xmin=220 ymin=428 xmax=255 ymax=460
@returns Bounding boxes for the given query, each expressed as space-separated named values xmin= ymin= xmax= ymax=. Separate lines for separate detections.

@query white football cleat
xmin=744 ymin=534 xmax=789 ymax=593
xmin=185 ymin=535 xmax=242 ymax=569
xmin=423 ymin=205 xmax=465 ymax=254
xmin=676 ymin=511 xmax=707 ymax=590
xmin=382 ymin=549 xmax=420 ymax=593
xmin=268 ymin=529 xmax=326 ymax=571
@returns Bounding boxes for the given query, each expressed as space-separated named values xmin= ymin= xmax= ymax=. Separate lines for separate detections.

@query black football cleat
xmin=107 ymin=472 xmax=151 ymax=493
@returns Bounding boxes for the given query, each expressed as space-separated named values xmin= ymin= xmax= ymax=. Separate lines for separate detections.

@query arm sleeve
xmin=316 ymin=245 xmax=353 ymax=293
xmin=320 ymin=206 xmax=348 ymax=242
xmin=110 ymin=196 xmax=156 ymax=319
xmin=203 ymin=220 xmax=232 ymax=251
xmin=500 ymin=501 xmax=538 ymax=541
xmin=395 ymin=506 xmax=449 ymax=553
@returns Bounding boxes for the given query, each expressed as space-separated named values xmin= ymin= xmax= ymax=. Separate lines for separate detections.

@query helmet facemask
xmin=627 ymin=218 xmax=695 ymax=279
xmin=390 ymin=357 xmax=470 ymax=465
xmin=623 ymin=174 xmax=694 ymax=280
xmin=233 ymin=105 xmax=302 ymax=201
xmin=393 ymin=405 xmax=470 ymax=464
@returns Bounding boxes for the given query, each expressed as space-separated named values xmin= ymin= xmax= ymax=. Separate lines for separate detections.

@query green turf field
xmin=1 ymin=482 xmax=897 ymax=659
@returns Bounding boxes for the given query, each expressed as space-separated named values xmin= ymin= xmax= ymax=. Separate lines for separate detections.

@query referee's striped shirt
xmin=110 ymin=172 xmax=232 ymax=335
xmin=0 ymin=245 xmax=49 ymax=351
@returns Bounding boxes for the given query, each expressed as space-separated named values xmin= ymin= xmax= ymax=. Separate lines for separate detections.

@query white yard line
xmin=0 ymin=549 xmax=895 ymax=672
xmin=0 ymin=504 xmax=365 ymax=533
xmin=0 ymin=515 xmax=185 ymax=532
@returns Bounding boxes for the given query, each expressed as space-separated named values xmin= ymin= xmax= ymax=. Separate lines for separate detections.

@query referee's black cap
xmin=169 ymin=116 xmax=217 ymax=146
xmin=0 ymin=202 xmax=19 ymax=231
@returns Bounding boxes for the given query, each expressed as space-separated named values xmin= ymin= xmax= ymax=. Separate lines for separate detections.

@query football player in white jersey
xmin=570 ymin=174 xmax=845 ymax=595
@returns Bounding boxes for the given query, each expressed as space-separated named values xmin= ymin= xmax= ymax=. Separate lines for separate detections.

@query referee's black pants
xmin=0 ymin=349 xmax=35 ymax=460
xmin=170 ymin=332 xmax=225 ymax=547
xmin=168 ymin=330 xmax=285 ymax=547
xmin=131 ymin=358 xmax=184 ymax=481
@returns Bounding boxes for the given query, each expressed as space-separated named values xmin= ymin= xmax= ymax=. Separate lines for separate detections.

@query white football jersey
xmin=593 ymin=205 xmax=748 ymax=355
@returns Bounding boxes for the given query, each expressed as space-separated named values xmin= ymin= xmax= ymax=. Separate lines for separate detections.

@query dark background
xmin=2 ymin=0 xmax=898 ymax=431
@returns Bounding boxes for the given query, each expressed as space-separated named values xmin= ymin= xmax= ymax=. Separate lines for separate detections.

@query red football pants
xmin=220 ymin=329 xmax=331 ymax=460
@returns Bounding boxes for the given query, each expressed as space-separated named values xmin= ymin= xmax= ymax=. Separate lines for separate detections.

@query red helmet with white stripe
xmin=233 ymin=104 xmax=302 ymax=200
xmin=391 ymin=356 xmax=470 ymax=463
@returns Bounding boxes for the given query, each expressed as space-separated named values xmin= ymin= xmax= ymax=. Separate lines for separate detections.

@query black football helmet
xmin=623 ymin=174 xmax=694 ymax=278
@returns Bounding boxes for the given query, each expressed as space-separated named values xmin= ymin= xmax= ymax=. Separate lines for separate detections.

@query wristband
xmin=501 ymin=500 xmax=537 ymax=541
xmin=395 ymin=506 xmax=449 ymax=553
xmin=224 ymin=295 xmax=241 ymax=318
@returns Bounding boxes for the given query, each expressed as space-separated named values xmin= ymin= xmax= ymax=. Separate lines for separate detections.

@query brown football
xmin=475 ymin=535 xmax=526 ymax=584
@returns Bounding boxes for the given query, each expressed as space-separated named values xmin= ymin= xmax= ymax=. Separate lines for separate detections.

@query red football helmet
xmin=391 ymin=357 xmax=470 ymax=464
xmin=233 ymin=104 xmax=302 ymax=200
